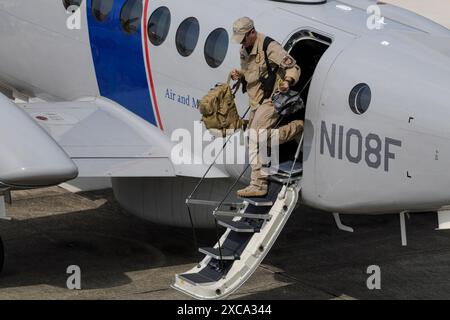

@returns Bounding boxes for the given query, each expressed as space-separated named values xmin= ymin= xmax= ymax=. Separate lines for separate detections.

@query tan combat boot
xmin=237 ymin=184 xmax=268 ymax=198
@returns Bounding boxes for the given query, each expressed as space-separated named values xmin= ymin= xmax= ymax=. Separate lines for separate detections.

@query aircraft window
xmin=176 ymin=17 xmax=200 ymax=57
xmin=148 ymin=6 xmax=171 ymax=46
xmin=63 ymin=0 xmax=83 ymax=11
xmin=91 ymin=0 xmax=114 ymax=22
xmin=204 ymin=28 xmax=229 ymax=68
xmin=349 ymin=83 xmax=372 ymax=115
xmin=120 ymin=0 xmax=143 ymax=34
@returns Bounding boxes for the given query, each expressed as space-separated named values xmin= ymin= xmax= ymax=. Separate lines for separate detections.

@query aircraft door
xmin=282 ymin=30 xmax=337 ymax=205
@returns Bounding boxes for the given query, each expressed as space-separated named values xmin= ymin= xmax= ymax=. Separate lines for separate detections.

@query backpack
xmin=199 ymin=78 xmax=246 ymax=136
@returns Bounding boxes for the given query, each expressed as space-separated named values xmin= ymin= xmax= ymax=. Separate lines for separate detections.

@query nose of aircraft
xmin=0 ymin=94 xmax=78 ymax=188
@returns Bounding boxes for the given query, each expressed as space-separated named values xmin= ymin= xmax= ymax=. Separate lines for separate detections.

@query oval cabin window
xmin=120 ymin=0 xmax=143 ymax=34
xmin=148 ymin=6 xmax=171 ymax=46
xmin=91 ymin=0 xmax=114 ymax=22
xmin=176 ymin=17 xmax=200 ymax=57
xmin=63 ymin=0 xmax=83 ymax=11
xmin=204 ymin=28 xmax=229 ymax=68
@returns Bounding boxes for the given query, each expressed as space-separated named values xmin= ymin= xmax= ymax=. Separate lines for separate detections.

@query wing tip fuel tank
xmin=0 ymin=93 xmax=78 ymax=188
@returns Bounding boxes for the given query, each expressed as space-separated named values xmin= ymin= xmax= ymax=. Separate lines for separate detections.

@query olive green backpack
xmin=199 ymin=77 xmax=246 ymax=136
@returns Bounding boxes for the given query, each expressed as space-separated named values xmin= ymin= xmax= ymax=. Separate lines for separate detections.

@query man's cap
xmin=232 ymin=17 xmax=254 ymax=44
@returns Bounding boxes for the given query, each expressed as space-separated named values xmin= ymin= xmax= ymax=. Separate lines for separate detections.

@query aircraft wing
xmin=18 ymin=97 xmax=227 ymax=178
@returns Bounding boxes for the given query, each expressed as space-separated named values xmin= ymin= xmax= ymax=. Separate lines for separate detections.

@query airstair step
xmin=173 ymin=181 xmax=302 ymax=299
xmin=214 ymin=210 xmax=271 ymax=220
xmin=218 ymin=220 xmax=260 ymax=233
xmin=240 ymin=182 xmax=282 ymax=206
xmin=178 ymin=272 xmax=218 ymax=286
xmin=199 ymin=247 xmax=240 ymax=261
xmin=269 ymin=174 xmax=302 ymax=184
xmin=272 ymin=161 xmax=303 ymax=177
xmin=243 ymin=198 xmax=274 ymax=206
xmin=178 ymin=261 xmax=229 ymax=285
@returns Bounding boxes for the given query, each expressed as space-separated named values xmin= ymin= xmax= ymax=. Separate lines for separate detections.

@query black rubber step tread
xmin=179 ymin=260 xmax=230 ymax=285
xmin=243 ymin=217 xmax=265 ymax=231
xmin=179 ymin=272 xmax=219 ymax=285
xmin=245 ymin=203 xmax=271 ymax=216
xmin=221 ymin=231 xmax=254 ymax=257
xmin=201 ymin=232 xmax=253 ymax=262
xmin=274 ymin=161 xmax=303 ymax=177
xmin=240 ymin=182 xmax=282 ymax=205
xmin=192 ymin=227 xmax=259 ymax=282
xmin=218 ymin=220 xmax=260 ymax=233
xmin=269 ymin=174 xmax=302 ymax=184
xmin=199 ymin=247 xmax=240 ymax=260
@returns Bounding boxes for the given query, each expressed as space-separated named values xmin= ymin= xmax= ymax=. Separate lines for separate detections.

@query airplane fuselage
xmin=1 ymin=0 xmax=450 ymax=226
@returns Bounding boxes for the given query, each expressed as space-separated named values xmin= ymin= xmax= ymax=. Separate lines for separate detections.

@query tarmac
xmin=1 ymin=187 xmax=450 ymax=300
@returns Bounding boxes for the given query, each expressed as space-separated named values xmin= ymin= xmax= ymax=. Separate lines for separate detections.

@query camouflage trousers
xmin=247 ymin=100 xmax=303 ymax=189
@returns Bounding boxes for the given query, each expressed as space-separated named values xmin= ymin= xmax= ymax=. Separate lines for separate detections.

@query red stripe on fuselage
xmin=143 ymin=0 xmax=164 ymax=130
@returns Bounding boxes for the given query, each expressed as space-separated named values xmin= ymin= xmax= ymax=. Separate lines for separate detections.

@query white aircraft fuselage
xmin=0 ymin=0 xmax=450 ymax=227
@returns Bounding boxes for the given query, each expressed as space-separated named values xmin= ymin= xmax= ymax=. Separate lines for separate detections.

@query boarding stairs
xmin=173 ymin=132 xmax=304 ymax=299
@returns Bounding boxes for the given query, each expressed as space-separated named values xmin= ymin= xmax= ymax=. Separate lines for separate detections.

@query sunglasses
xmin=241 ymin=29 xmax=254 ymax=44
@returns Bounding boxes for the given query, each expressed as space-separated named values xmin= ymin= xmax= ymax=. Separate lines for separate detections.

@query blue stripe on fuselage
xmin=86 ymin=0 xmax=157 ymax=126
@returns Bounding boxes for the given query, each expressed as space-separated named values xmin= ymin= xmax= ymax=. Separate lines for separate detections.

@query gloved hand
xmin=230 ymin=69 xmax=241 ymax=81
xmin=279 ymin=80 xmax=290 ymax=93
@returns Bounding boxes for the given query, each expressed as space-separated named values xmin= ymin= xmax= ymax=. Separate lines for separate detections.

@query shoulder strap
xmin=263 ymin=37 xmax=275 ymax=74
xmin=263 ymin=36 xmax=274 ymax=52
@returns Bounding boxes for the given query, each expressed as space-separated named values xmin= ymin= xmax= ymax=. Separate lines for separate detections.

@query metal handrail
xmin=185 ymin=78 xmax=248 ymax=256
xmin=279 ymin=133 xmax=304 ymax=200
xmin=185 ymin=107 xmax=250 ymax=204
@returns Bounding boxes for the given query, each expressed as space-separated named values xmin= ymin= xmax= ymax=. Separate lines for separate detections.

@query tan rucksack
xmin=199 ymin=78 xmax=246 ymax=136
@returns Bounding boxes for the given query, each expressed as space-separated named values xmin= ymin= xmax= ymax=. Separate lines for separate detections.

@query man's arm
xmin=267 ymin=41 xmax=301 ymax=91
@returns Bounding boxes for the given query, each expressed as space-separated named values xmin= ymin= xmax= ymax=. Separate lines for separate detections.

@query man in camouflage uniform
xmin=231 ymin=17 xmax=304 ymax=198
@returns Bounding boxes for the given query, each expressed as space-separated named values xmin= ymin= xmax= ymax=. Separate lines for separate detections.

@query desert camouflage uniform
xmin=239 ymin=32 xmax=302 ymax=190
